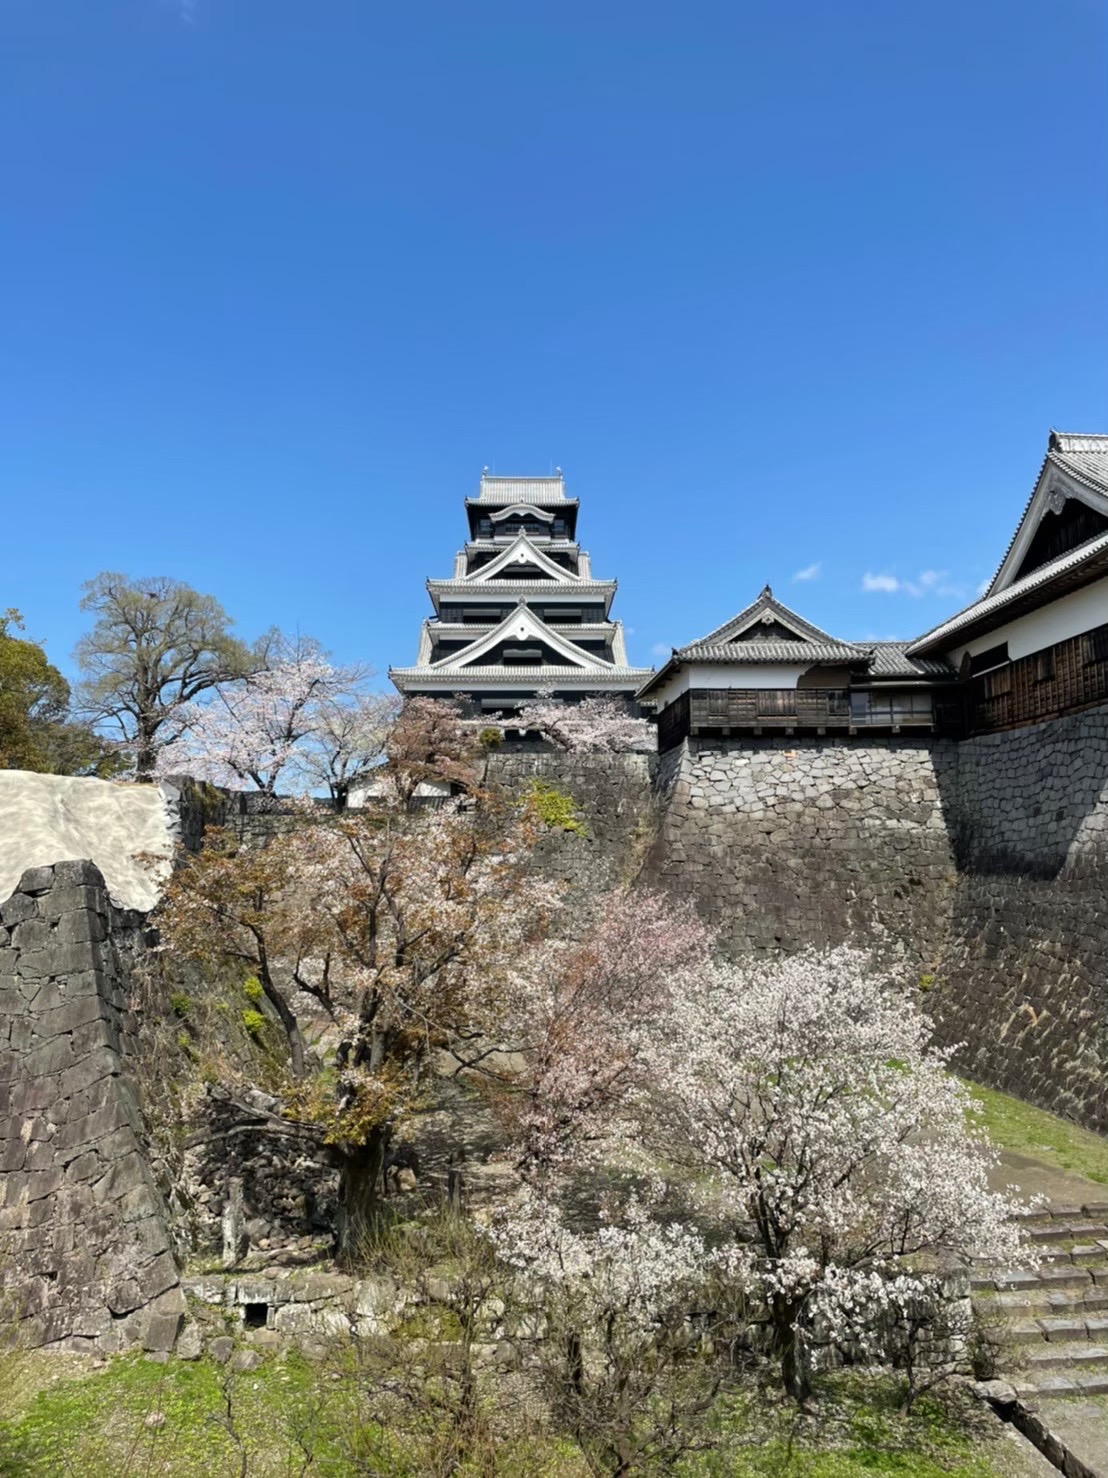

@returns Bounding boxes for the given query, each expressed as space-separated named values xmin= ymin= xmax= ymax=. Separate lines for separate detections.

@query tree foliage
xmin=157 ymin=700 xmax=559 ymax=1257
xmin=512 ymin=691 xmax=654 ymax=753
xmin=0 ymin=609 xmax=119 ymax=776
xmin=160 ymin=632 xmax=392 ymax=804
xmin=74 ymin=573 xmax=253 ymax=779
xmin=638 ymin=947 xmax=1026 ymax=1401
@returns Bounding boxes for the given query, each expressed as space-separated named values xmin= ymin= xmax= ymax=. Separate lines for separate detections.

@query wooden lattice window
xmin=1082 ymin=625 xmax=1108 ymax=665
xmin=982 ymin=666 xmax=1012 ymax=699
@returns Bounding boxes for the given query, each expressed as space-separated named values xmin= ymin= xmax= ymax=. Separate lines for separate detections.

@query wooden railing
xmin=657 ymin=688 xmax=944 ymax=750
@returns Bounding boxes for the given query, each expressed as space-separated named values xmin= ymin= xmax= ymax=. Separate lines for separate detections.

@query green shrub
xmin=169 ymin=992 xmax=191 ymax=1018
xmin=241 ymin=1008 xmax=266 ymax=1038
xmin=478 ymin=726 xmax=503 ymax=748
xmin=526 ymin=779 xmax=587 ymax=835
xmin=918 ymin=973 xmax=935 ymax=992
xmin=242 ymin=976 xmax=264 ymax=1003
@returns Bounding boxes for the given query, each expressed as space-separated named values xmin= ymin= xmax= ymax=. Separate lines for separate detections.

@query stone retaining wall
xmin=647 ymin=736 xmax=959 ymax=960
xmin=931 ymin=704 xmax=1108 ymax=1132
xmin=0 ymin=861 xmax=183 ymax=1353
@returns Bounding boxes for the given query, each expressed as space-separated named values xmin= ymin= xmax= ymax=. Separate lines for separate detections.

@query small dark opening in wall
xmin=243 ymin=1303 xmax=268 ymax=1329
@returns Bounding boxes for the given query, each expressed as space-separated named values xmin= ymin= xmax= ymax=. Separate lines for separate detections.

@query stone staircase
xmin=973 ymin=1201 xmax=1108 ymax=1401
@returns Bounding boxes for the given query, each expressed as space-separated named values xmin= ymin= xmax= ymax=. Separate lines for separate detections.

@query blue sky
xmin=2 ymin=1 xmax=1105 ymax=685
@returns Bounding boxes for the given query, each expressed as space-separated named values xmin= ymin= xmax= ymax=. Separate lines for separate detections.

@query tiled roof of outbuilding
xmin=674 ymin=640 xmax=869 ymax=664
xmin=866 ymin=642 xmax=957 ymax=678
xmin=986 ymin=431 xmax=1108 ymax=592
xmin=698 ymin=585 xmax=842 ymax=646
xmin=909 ymin=531 xmax=1108 ymax=655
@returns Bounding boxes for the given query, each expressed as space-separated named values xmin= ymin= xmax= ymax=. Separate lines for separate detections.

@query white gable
xmin=469 ymin=533 xmax=577 ymax=585
xmin=430 ymin=604 xmax=613 ymax=672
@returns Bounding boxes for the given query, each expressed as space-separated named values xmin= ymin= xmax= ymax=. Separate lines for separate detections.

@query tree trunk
xmin=770 ymin=1293 xmax=811 ymax=1404
xmin=135 ymin=716 xmax=159 ymax=781
xmin=334 ymin=1129 xmax=388 ymax=1267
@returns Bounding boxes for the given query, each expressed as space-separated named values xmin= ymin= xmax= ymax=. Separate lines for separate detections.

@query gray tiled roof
xmin=675 ymin=641 xmax=869 ymax=663
xmin=866 ymin=642 xmax=956 ymax=678
xmin=699 ymin=585 xmax=842 ymax=646
xmin=476 ymin=474 xmax=566 ymax=504
xmin=986 ymin=431 xmax=1108 ymax=591
xmin=428 ymin=579 xmax=614 ymax=593
xmin=1049 ymin=432 xmax=1108 ymax=492
xmin=909 ymin=531 xmax=1108 ymax=655
xmin=390 ymin=664 xmax=650 ymax=681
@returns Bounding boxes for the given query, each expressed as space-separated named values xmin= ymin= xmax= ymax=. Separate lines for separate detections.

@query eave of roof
xmin=985 ymin=431 xmax=1108 ymax=594
xmin=909 ymin=531 xmax=1108 ymax=656
xmin=431 ymin=622 xmax=617 ymax=638
xmin=391 ymin=664 xmax=650 ymax=683
xmin=866 ymin=642 xmax=957 ymax=679
xmin=428 ymin=579 xmax=616 ymax=606
xmin=674 ymin=641 xmax=870 ymax=663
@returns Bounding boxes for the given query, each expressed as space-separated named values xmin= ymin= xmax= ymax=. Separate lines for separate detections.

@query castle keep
xmin=388 ymin=470 xmax=651 ymax=710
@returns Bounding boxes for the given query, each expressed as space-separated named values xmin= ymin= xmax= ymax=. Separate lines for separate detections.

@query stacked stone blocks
xmin=0 ymin=860 xmax=182 ymax=1352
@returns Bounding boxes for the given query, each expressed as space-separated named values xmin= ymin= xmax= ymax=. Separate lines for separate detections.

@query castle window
xmin=982 ymin=666 xmax=1011 ymax=700
xmin=1083 ymin=625 xmax=1108 ymax=664
xmin=1032 ymin=649 xmax=1055 ymax=683
xmin=969 ymin=642 xmax=1009 ymax=677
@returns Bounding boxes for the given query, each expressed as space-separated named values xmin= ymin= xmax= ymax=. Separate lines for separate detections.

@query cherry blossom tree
xmin=297 ymin=689 xmax=400 ymax=810
xmin=638 ymin=947 xmax=1027 ymax=1403
xmin=491 ymin=1184 xmax=736 ymax=1477
xmin=158 ymin=708 xmax=561 ymax=1258
xmin=160 ymin=633 xmax=379 ymax=801
xmin=512 ymin=691 xmax=654 ymax=753
xmin=483 ymin=890 xmax=713 ymax=1183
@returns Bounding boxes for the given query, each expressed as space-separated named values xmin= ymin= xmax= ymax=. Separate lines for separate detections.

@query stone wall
xmin=0 ymin=861 xmax=183 ymax=1353
xmin=931 ymin=704 xmax=1108 ymax=1132
xmin=485 ymin=747 xmax=657 ymax=916
xmin=647 ymin=737 xmax=960 ymax=960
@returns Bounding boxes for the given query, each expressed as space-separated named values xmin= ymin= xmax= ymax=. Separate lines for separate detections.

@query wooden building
xmin=908 ymin=431 xmax=1108 ymax=735
xmin=639 ymin=587 xmax=960 ymax=751
xmin=642 ymin=430 xmax=1108 ymax=751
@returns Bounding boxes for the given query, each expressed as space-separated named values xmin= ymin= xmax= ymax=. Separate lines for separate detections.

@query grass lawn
xmin=0 ymin=1354 xmax=1031 ymax=1477
xmin=967 ymin=1081 xmax=1108 ymax=1186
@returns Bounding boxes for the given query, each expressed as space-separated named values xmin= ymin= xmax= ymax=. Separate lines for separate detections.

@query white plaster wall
xmin=949 ymin=576 xmax=1108 ymax=666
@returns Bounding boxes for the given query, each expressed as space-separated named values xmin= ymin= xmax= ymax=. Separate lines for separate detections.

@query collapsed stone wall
xmin=930 ymin=704 xmax=1108 ymax=1133
xmin=0 ymin=861 xmax=183 ymax=1353
xmin=180 ymin=1089 xmax=339 ymax=1257
xmin=647 ymin=737 xmax=960 ymax=961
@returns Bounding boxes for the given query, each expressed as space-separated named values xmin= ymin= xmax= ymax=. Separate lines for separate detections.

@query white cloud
xmin=862 ymin=572 xmax=901 ymax=593
xmin=792 ymin=562 xmax=821 ymax=583
xmin=863 ymin=568 xmax=966 ymax=599
xmin=651 ymin=642 xmax=672 ymax=659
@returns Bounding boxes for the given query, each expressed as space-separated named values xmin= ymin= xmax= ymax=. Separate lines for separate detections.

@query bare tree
xmin=74 ymin=573 xmax=254 ymax=779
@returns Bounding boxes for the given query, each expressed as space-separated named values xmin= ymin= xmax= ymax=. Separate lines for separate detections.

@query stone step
xmin=999 ymin=1314 xmax=1108 ymax=1346
xmin=1027 ymin=1220 xmax=1108 ymax=1246
xmin=1025 ymin=1342 xmax=1108 ymax=1371
xmin=978 ymin=1265 xmax=1099 ymax=1295
xmin=981 ymin=1286 xmax=1108 ymax=1320
xmin=1014 ymin=1369 xmax=1108 ymax=1399
xmin=1032 ymin=1243 xmax=1108 ymax=1267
